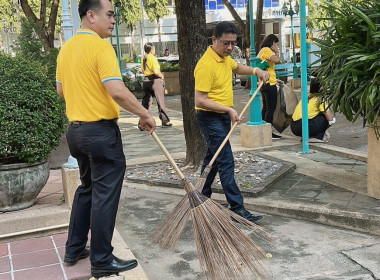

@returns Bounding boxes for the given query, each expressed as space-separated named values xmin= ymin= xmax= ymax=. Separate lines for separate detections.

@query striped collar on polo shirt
xmin=76 ymin=29 xmax=98 ymax=36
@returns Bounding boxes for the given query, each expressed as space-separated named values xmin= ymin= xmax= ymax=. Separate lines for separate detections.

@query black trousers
xmin=261 ymin=83 xmax=278 ymax=125
xmin=65 ymin=120 xmax=126 ymax=266
xmin=290 ymin=114 xmax=329 ymax=140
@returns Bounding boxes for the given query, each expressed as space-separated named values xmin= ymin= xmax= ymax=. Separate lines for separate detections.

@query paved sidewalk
xmin=0 ymin=87 xmax=379 ymax=279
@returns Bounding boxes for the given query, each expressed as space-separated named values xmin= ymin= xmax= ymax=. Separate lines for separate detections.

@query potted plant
xmin=314 ymin=0 xmax=380 ymax=198
xmin=160 ymin=62 xmax=180 ymax=95
xmin=0 ymin=54 xmax=67 ymax=211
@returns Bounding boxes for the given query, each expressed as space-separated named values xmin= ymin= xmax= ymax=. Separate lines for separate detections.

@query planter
xmin=163 ymin=71 xmax=180 ymax=95
xmin=0 ymin=161 xmax=49 ymax=212
xmin=367 ymin=118 xmax=380 ymax=199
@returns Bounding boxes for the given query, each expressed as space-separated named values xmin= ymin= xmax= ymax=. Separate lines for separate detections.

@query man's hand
xmin=256 ymin=68 xmax=270 ymax=83
xmin=139 ymin=115 xmax=156 ymax=135
xmin=227 ymin=108 xmax=242 ymax=125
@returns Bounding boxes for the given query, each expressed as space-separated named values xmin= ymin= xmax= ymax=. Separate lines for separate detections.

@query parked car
xmin=230 ymin=46 xmax=248 ymax=86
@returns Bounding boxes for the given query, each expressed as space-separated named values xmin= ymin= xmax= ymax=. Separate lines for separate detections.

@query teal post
xmin=247 ymin=0 xmax=265 ymax=125
xmin=300 ymin=0 xmax=309 ymax=153
xmin=115 ymin=5 xmax=122 ymax=71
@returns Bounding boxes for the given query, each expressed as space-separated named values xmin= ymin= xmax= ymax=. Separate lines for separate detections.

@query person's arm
xmin=233 ymin=64 xmax=270 ymax=82
xmin=152 ymin=69 xmax=164 ymax=79
xmin=104 ymin=80 xmax=156 ymax=134
xmin=269 ymin=45 xmax=281 ymax=63
xmin=56 ymin=83 xmax=64 ymax=98
xmin=195 ymin=90 xmax=241 ymax=124
xmin=324 ymin=110 xmax=334 ymax=122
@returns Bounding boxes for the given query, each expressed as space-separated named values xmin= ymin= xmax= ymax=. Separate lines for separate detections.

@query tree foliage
xmin=314 ymin=0 xmax=380 ymax=136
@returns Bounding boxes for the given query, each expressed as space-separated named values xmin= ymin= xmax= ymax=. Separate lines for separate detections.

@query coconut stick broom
xmin=152 ymin=81 xmax=265 ymax=249
xmin=150 ymin=129 xmax=271 ymax=280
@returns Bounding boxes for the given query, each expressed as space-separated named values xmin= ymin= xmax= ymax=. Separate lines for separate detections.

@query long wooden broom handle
xmin=208 ymin=81 xmax=264 ymax=167
xmin=151 ymin=131 xmax=186 ymax=180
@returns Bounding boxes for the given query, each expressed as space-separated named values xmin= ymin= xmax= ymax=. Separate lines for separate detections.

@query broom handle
xmin=208 ymin=81 xmax=263 ymax=167
xmin=150 ymin=131 xmax=186 ymax=180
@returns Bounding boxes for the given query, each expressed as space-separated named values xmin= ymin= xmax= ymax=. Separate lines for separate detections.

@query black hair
xmin=260 ymin=34 xmax=279 ymax=49
xmin=78 ymin=0 xmax=108 ymax=19
xmin=144 ymin=43 xmax=154 ymax=54
xmin=309 ymin=78 xmax=321 ymax=94
xmin=213 ymin=21 xmax=238 ymax=39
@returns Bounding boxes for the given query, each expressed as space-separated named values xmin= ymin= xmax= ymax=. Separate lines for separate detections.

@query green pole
xmin=300 ymin=0 xmax=309 ymax=152
xmin=247 ymin=0 xmax=265 ymax=125
xmin=115 ymin=5 xmax=122 ymax=71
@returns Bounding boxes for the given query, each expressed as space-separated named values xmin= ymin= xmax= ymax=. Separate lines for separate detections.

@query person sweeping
xmin=195 ymin=21 xmax=269 ymax=223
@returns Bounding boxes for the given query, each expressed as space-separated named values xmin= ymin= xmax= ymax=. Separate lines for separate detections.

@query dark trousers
xmin=65 ymin=120 xmax=126 ymax=266
xmin=142 ymin=77 xmax=170 ymax=123
xmin=290 ymin=114 xmax=329 ymax=140
xmin=196 ymin=111 xmax=244 ymax=211
xmin=261 ymin=83 xmax=278 ymax=125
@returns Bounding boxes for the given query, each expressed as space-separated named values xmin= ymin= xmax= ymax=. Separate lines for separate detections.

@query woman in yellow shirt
xmin=139 ymin=43 xmax=172 ymax=130
xmin=291 ymin=79 xmax=334 ymax=143
xmin=258 ymin=34 xmax=282 ymax=139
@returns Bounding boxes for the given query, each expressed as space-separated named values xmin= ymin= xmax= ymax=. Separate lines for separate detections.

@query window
xmin=273 ymin=22 xmax=280 ymax=35
xmin=264 ymin=0 xmax=280 ymax=8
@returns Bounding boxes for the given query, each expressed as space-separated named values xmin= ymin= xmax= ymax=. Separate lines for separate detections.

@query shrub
xmin=160 ymin=62 xmax=179 ymax=72
xmin=0 ymin=54 xmax=67 ymax=164
xmin=314 ymin=0 xmax=380 ymax=136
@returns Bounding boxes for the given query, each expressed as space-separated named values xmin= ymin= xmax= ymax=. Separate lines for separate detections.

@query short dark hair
xmin=213 ymin=21 xmax=238 ymax=39
xmin=78 ymin=0 xmax=107 ymax=19
xmin=310 ymin=78 xmax=321 ymax=94
xmin=260 ymin=34 xmax=279 ymax=49
xmin=144 ymin=43 xmax=154 ymax=54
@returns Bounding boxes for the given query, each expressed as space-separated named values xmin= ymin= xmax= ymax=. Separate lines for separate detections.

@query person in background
xmin=164 ymin=48 xmax=170 ymax=56
xmin=139 ymin=43 xmax=172 ymax=130
xmin=257 ymin=34 xmax=282 ymax=139
xmin=290 ymin=78 xmax=335 ymax=143
xmin=56 ymin=0 xmax=156 ymax=278
xmin=195 ymin=21 xmax=270 ymax=223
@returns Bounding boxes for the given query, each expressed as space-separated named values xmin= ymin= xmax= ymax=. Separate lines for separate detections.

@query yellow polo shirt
xmin=292 ymin=97 xmax=329 ymax=121
xmin=194 ymin=46 xmax=238 ymax=110
xmin=56 ymin=29 xmax=122 ymax=122
xmin=258 ymin=47 xmax=277 ymax=86
xmin=142 ymin=53 xmax=160 ymax=76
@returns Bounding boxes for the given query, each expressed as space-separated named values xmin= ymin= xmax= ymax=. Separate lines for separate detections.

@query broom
xmin=152 ymin=81 xmax=264 ymax=249
xmin=150 ymin=129 xmax=271 ymax=280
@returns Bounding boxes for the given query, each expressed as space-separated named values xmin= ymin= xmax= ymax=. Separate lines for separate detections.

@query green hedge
xmin=0 ymin=54 xmax=67 ymax=164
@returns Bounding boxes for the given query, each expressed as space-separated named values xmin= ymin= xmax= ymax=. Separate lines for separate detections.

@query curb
xmin=243 ymin=196 xmax=380 ymax=236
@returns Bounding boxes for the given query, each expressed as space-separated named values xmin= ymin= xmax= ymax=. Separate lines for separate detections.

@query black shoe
xmin=272 ymin=133 xmax=282 ymax=140
xmin=91 ymin=256 xmax=138 ymax=278
xmin=234 ymin=208 xmax=263 ymax=223
xmin=161 ymin=122 xmax=173 ymax=127
xmin=64 ymin=248 xmax=90 ymax=265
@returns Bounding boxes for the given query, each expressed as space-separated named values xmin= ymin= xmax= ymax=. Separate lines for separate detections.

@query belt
xmin=196 ymin=110 xmax=227 ymax=117
xmin=70 ymin=119 xmax=118 ymax=125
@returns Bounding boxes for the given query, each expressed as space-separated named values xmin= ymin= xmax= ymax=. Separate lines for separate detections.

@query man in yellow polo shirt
xmin=56 ymin=0 xmax=155 ymax=278
xmin=195 ymin=21 xmax=269 ymax=223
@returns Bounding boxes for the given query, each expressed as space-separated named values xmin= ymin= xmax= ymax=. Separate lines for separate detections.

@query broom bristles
xmin=151 ymin=169 xmax=210 ymax=248
xmin=190 ymin=197 xmax=271 ymax=280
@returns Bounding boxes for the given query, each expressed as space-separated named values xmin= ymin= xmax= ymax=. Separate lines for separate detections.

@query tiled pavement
xmin=0 ymin=171 xmax=92 ymax=280
xmin=0 ymin=233 xmax=91 ymax=280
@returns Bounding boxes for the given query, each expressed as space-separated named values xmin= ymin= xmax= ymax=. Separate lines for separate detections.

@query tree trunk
xmin=254 ymin=0 xmax=264 ymax=53
xmin=175 ymin=0 xmax=207 ymax=167
xmin=367 ymin=117 xmax=380 ymax=199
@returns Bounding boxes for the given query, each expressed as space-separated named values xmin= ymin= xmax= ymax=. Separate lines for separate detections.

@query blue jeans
xmin=197 ymin=110 xmax=244 ymax=211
